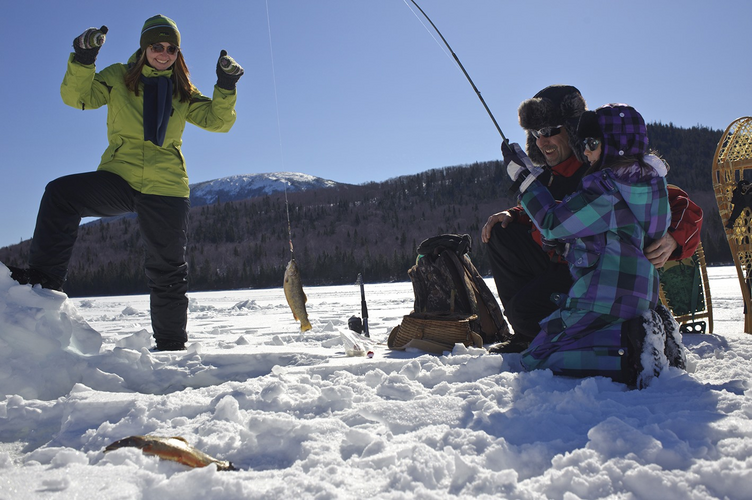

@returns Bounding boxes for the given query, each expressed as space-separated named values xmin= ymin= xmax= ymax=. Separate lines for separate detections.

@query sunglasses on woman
xmin=150 ymin=43 xmax=179 ymax=55
xmin=583 ymin=137 xmax=601 ymax=152
xmin=530 ymin=125 xmax=563 ymax=139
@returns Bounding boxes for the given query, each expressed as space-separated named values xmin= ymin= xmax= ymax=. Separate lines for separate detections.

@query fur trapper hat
xmin=577 ymin=104 xmax=648 ymax=166
xmin=518 ymin=85 xmax=587 ymax=166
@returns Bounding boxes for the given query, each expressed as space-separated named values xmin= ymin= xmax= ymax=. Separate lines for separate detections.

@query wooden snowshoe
xmin=711 ymin=116 xmax=752 ymax=333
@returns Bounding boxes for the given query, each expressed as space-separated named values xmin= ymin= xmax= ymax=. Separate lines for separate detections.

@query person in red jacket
xmin=481 ymin=85 xmax=703 ymax=352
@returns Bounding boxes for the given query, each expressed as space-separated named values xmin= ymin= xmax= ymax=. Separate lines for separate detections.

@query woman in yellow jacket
xmin=11 ymin=15 xmax=243 ymax=351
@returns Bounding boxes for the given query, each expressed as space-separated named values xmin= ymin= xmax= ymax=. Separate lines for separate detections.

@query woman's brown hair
xmin=124 ymin=49 xmax=196 ymax=102
xmin=585 ymin=149 xmax=668 ymax=178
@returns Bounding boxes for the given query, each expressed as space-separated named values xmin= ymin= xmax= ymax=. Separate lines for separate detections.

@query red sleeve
xmin=667 ymin=185 xmax=703 ymax=260
xmin=508 ymin=205 xmax=530 ymax=225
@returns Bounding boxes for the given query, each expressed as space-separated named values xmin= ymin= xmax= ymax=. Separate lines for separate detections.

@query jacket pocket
xmin=569 ymin=245 xmax=600 ymax=269
xmin=100 ymin=136 xmax=124 ymax=164
xmin=172 ymin=142 xmax=187 ymax=172
xmin=569 ymin=232 xmax=606 ymax=269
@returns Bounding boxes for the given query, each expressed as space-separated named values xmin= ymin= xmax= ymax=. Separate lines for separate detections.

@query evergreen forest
xmin=0 ymin=122 xmax=730 ymax=297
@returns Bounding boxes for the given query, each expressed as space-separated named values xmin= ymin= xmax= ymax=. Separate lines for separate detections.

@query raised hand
xmin=73 ymin=26 xmax=108 ymax=65
xmin=216 ymin=50 xmax=244 ymax=90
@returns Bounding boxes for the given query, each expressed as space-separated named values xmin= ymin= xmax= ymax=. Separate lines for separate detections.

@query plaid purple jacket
xmin=520 ymin=156 xmax=670 ymax=321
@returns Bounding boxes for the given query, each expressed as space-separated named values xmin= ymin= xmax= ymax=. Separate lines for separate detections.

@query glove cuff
xmin=216 ymin=73 xmax=240 ymax=90
xmin=519 ymin=167 xmax=544 ymax=193
xmin=73 ymin=46 xmax=99 ymax=66
xmin=518 ymin=173 xmax=534 ymax=193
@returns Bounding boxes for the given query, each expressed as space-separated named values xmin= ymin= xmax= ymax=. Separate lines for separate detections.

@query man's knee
xmin=504 ymin=297 xmax=552 ymax=340
xmin=488 ymin=222 xmax=520 ymax=249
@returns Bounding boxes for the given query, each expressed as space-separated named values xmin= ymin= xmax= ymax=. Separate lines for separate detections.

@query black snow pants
xmin=485 ymin=221 xmax=573 ymax=342
xmin=29 ymin=170 xmax=190 ymax=344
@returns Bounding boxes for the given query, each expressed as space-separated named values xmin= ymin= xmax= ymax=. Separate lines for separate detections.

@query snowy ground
xmin=0 ymin=262 xmax=750 ymax=499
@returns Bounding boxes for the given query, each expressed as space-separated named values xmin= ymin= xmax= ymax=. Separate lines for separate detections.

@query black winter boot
xmin=621 ymin=310 xmax=669 ymax=389
xmin=488 ymin=334 xmax=530 ymax=354
xmin=152 ymin=340 xmax=187 ymax=352
xmin=7 ymin=266 xmax=65 ymax=291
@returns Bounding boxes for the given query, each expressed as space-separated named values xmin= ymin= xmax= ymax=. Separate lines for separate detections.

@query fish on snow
xmin=104 ymin=435 xmax=236 ymax=471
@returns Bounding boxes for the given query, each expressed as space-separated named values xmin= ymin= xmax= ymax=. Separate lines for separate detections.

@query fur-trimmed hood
xmin=518 ymin=85 xmax=587 ymax=166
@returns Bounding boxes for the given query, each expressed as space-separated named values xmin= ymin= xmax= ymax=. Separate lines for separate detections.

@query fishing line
xmin=284 ymin=182 xmax=294 ymax=258
xmin=265 ymin=0 xmax=295 ymax=258
xmin=402 ymin=1 xmax=453 ymax=61
xmin=402 ymin=0 xmax=509 ymax=143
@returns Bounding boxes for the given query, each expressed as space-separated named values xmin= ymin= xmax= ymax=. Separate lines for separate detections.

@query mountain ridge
xmin=189 ymin=171 xmax=343 ymax=207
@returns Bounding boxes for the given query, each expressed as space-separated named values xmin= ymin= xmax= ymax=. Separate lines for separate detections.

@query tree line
xmin=0 ymin=122 xmax=730 ymax=297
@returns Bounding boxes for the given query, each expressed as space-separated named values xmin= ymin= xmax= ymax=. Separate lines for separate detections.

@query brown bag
xmin=388 ymin=312 xmax=484 ymax=355
xmin=407 ymin=234 xmax=509 ymax=344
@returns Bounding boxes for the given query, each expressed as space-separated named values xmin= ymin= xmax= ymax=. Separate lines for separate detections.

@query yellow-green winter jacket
xmin=60 ymin=53 xmax=237 ymax=198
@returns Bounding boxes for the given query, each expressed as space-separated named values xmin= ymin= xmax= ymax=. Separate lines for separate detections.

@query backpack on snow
xmin=401 ymin=234 xmax=509 ymax=345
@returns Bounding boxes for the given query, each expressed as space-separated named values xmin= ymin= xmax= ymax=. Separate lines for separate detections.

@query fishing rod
xmin=347 ymin=274 xmax=370 ymax=337
xmin=406 ymin=0 xmax=509 ymax=144
xmin=357 ymin=273 xmax=369 ymax=337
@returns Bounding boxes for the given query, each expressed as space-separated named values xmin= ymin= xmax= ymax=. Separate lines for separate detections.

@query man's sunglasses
xmin=583 ymin=137 xmax=601 ymax=152
xmin=150 ymin=43 xmax=179 ymax=55
xmin=530 ymin=125 xmax=563 ymax=139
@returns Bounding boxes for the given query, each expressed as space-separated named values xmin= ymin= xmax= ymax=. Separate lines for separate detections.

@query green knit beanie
xmin=140 ymin=15 xmax=180 ymax=51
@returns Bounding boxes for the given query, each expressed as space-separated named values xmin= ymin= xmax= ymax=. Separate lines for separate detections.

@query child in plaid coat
xmin=504 ymin=104 xmax=672 ymax=386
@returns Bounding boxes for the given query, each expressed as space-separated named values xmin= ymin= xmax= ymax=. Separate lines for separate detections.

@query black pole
xmin=408 ymin=0 xmax=508 ymax=143
xmin=358 ymin=273 xmax=370 ymax=337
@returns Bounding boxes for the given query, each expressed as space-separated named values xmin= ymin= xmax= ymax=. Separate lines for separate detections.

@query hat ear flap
xmin=525 ymin=132 xmax=546 ymax=166
xmin=576 ymin=111 xmax=601 ymax=140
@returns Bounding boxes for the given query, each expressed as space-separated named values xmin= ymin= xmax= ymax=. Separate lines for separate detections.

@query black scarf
xmin=141 ymin=75 xmax=173 ymax=147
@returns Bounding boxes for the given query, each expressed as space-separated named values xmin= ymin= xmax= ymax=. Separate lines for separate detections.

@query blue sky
xmin=1 ymin=0 xmax=751 ymax=248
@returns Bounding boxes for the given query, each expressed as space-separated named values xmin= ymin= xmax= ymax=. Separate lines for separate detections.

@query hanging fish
xmin=104 ymin=435 xmax=236 ymax=471
xmin=283 ymin=259 xmax=312 ymax=331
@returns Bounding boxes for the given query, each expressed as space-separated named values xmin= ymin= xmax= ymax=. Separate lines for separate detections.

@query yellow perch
xmin=284 ymin=259 xmax=312 ymax=331
xmin=104 ymin=435 xmax=236 ymax=471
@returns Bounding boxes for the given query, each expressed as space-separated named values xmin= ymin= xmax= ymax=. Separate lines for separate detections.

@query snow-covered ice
xmin=0 ymin=262 xmax=750 ymax=499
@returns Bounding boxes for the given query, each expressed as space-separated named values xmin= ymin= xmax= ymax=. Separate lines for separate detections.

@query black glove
xmin=73 ymin=25 xmax=108 ymax=65
xmin=216 ymin=50 xmax=244 ymax=90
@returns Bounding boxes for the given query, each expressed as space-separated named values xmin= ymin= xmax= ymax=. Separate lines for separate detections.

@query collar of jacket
xmin=127 ymin=50 xmax=174 ymax=79
xmin=141 ymin=64 xmax=173 ymax=79
xmin=550 ymin=155 xmax=583 ymax=177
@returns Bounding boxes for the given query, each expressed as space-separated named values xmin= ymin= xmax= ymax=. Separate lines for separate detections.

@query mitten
xmin=73 ymin=26 xmax=108 ymax=65
xmin=216 ymin=50 xmax=244 ymax=90
xmin=541 ymin=238 xmax=569 ymax=258
xmin=502 ymin=141 xmax=543 ymax=193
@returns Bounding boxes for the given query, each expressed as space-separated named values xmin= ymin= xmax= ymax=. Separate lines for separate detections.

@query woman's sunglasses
xmin=583 ymin=137 xmax=601 ymax=152
xmin=150 ymin=43 xmax=179 ymax=55
xmin=530 ymin=125 xmax=563 ymax=139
